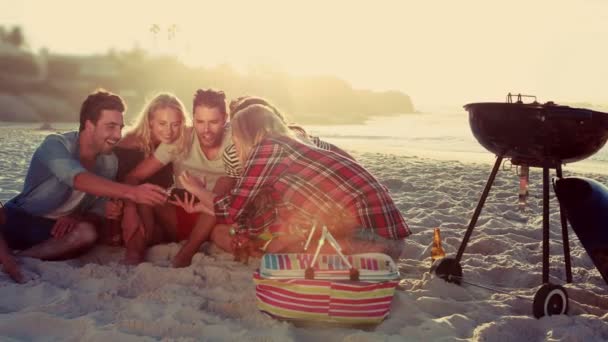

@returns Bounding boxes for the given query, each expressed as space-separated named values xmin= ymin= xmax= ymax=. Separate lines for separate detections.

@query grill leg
xmin=555 ymin=165 xmax=573 ymax=283
xmin=542 ymin=166 xmax=550 ymax=284
xmin=455 ymin=155 xmax=503 ymax=263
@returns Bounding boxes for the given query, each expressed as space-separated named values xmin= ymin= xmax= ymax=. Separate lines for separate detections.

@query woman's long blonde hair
xmin=128 ymin=93 xmax=190 ymax=159
xmin=229 ymin=96 xmax=312 ymax=144
xmin=231 ymin=104 xmax=294 ymax=164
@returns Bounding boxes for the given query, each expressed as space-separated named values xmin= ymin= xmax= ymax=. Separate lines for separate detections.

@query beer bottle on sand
xmin=431 ymin=228 xmax=446 ymax=261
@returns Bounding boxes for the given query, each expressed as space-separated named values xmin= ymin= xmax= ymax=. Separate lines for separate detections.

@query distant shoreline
xmin=0 ymin=111 xmax=422 ymax=128
xmin=295 ymin=111 xmax=420 ymax=125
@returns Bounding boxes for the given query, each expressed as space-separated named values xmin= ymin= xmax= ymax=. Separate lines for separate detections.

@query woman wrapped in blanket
xmin=219 ymin=96 xmax=357 ymax=253
xmin=172 ymin=104 xmax=411 ymax=260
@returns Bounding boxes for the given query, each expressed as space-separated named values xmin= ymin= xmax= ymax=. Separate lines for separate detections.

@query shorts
xmin=174 ymin=205 xmax=200 ymax=241
xmin=0 ymin=206 xmax=55 ymax=250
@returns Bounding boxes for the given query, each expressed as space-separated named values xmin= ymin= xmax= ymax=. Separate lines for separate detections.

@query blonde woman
xmin=116 ymin=93 xmax=189 ymax=185
xmin=124 ymin=89 xmax=236 ymax=266
xmin=174 ymin=104 xmax=411 ymax=260
xmin=112 ymin=93 xmax=189 ymax=261
xmin=222 ymin=96 xmax=353 ymax=178
xmin=216 ymin=96 xmax=356 ymax=251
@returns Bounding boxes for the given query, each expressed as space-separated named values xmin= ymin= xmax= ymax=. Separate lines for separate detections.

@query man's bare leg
xmin=172 ymin=213 xmax=216 ymax=268
xmin=153 ymin=204 xmax=178 ymax=242
xmin=18 ymin=222 xmax=97 ymax=260
xmin=122 ymin=205 xmax=148 ymax=265
xmin=123 ymin=227 xmax=147 ymax=265
xmin=123 ymin=203 xmax=177 ymax=264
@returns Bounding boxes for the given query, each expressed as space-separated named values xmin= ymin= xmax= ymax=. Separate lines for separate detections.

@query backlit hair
xmin=79 ymin=88 xmax=126 ymax=131
xmin=229 ymin=95 xmax=309 ymax=141
xmin=128 ymin=93 xmax=190 ymax=158
xmin=193 ymin=89 xmax=227 ymax=118
xmin=231 ymin=104 xmax=294 ymax=164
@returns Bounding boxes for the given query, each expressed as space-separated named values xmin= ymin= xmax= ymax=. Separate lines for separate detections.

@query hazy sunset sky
xmin=2 ymin=0 xmax=607 ymax=109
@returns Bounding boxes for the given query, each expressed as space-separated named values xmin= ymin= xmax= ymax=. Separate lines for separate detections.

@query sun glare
xmin=2 ymin=0 xmax=608 ymax=108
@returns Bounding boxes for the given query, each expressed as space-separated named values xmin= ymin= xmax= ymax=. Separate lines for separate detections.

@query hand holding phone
xmin=170 ymin=188 xmax=200 ymax=204
xmin=167 ymin=185 xmax=215 ymax=216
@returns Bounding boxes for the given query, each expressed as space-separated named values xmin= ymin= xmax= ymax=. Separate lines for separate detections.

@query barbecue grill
xmin=432 ymin=93 xmax=608 ymax=318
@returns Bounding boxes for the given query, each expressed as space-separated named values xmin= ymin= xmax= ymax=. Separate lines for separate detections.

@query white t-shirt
xmin=44 ymin=190 xmax=87 ymax=219
xmin=154 ymin=125 xmax=232 ymax=190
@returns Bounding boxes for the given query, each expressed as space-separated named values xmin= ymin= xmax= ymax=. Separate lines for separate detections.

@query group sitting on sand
xmin=0 ymin=88 xmax=411 ymax=283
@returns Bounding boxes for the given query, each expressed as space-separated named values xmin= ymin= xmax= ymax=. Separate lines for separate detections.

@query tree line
xmin=0 ymin=26 xmax=415 ymax=124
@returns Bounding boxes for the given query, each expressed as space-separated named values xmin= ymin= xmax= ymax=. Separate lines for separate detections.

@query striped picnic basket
xmin=254 ymin=253 xmax=400 ymax=326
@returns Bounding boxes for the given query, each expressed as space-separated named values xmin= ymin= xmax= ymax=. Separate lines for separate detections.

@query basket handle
xmin=303 ymin=225 xmax=360 ymax=281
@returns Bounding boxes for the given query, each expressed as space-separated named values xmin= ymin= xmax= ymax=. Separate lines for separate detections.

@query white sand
xmin=1 ymin=127 xmax=607 ymax=341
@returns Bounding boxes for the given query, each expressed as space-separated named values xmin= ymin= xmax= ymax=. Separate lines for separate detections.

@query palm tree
xmin=168 ymin=24 xmax=177 ymax=40
xmin=150 ymin=24 xmax=160 ymax=48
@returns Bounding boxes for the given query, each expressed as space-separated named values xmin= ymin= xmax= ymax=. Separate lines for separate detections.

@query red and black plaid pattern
xmin=214 ymin=136 xmax=410 ymax=240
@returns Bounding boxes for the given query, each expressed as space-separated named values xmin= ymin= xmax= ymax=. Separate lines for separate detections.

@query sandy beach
xmin=1 ymin=126 xmax=607 ymax=341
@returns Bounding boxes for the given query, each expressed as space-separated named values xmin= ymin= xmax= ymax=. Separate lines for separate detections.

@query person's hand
xmin=51 ymin=216 xmax=80 ymax=238
xmin=178 ymin=172 xmax=209 ymax=199
xmin=105 ymin=199 xmax=123 ymax=220
xmin=169 ymin=191 xmax=214 ymax=216
xmin=131 ymin=183 xmax=168 ymax=206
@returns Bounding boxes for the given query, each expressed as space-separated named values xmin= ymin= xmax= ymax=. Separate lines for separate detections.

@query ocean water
xmin=308 ymin=111 xmax=608 ymax=175
xmin=1 ymin=110 xmax=607 ymax=202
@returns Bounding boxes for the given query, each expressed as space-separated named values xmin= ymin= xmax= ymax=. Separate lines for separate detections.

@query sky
xmin=1 ymin=0 xmax=607 ymax=110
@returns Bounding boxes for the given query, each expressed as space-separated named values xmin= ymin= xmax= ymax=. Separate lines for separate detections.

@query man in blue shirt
xmin=0 ymin=89 xmax=168 ymax=283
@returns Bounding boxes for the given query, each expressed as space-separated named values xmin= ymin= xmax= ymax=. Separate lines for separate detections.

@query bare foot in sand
xmin=1 ymin=255 xmax=25 ymax=283
xmin=122 ymin=249 xmax=145 ymax=265
xmin=0 ymin=236 xmax=25 ymax=283
xmin=172 ymin=249 xmax=195 ymax=268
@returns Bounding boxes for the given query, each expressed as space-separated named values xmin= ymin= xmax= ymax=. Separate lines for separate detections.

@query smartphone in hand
xmin=170 ymin=188 xmax=200 ymax=204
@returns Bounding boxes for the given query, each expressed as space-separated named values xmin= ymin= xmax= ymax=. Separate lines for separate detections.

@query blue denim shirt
xmin=5 ymin=131 xmax=117 ymax=217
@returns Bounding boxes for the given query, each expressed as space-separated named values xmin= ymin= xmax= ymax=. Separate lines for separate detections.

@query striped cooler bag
xmin=254 ymin=252 xmax=400 ymax=326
